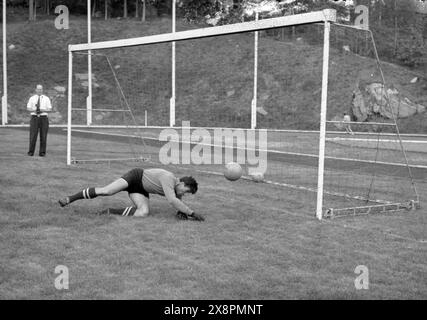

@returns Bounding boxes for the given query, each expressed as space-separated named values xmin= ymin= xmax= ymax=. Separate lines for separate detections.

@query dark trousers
xmin=29 ymin=115 xmax=49 ymax=155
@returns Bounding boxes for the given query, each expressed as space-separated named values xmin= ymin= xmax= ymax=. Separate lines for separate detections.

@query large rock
xmin=352 ymin=82 xmax=426 ymax=121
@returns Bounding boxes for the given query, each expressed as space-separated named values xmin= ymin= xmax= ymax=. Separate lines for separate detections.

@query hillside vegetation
xmin=1 ymin=12 xmax=426 ymax=132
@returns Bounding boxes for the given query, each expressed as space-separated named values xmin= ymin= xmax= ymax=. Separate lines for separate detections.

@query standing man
xmin=343 ymin=113 xmax=354 ymax=135
xmin=27 ymin=84 xmax=52 ymax=156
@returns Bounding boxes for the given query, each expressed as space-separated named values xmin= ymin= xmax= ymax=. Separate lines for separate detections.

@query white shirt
xmin=343 ymin=114 xmax=351 ymax=122
xmin=27 ymin=94 xmax=52 ymax=116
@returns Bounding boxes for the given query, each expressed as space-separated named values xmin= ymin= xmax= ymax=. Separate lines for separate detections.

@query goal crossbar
xmin=68 ymin=9 xmax=336 ymax=52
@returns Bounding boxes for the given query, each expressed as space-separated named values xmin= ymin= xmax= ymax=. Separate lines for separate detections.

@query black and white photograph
xmin=0 ymin=0 xmax=426 ymax=304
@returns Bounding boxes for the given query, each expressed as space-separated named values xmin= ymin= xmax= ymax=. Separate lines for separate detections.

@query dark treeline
xmin=7 ymin=0 xmax=172 ymax=18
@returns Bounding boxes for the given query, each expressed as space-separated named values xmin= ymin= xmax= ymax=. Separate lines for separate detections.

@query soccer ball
xmin=224 ymin=162 xmax=243 ymax=181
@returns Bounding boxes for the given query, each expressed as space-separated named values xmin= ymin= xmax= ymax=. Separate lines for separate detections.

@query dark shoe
xmin=58 ymin=197 xmax=70 ymax=207
xmin=39 ymin=153 xmax=46 ymax=157
xmin=27 ymin=152 xmax=34 ymax=156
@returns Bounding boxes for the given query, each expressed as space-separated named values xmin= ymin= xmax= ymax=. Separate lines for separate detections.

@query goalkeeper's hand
xmin=176 ymin=211 xmax=188 ymax=220
xmin=176 ymin=211 xmax=205 ymax=222
xmin=190 ymin=212 xmax=205 ymax=221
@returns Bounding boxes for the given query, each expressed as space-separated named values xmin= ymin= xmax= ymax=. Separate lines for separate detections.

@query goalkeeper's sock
xmin=105 ymin=207 xmax=136 ymax=216
xmin=68 ymin=188 xmax=98 ymax=204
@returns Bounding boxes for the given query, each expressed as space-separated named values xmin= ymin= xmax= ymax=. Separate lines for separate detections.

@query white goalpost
xmin=2 ymin=0 xmax=7 ymax=125
xmin=87 ymin=0 xmax=93 ymax=126
xmin=316 ymin=19 xmax=331 ymax=220
xmin=251 ymin=11 xmax=259 ymax=130
xmin=170 ymin=0 xmax=176 ymax=127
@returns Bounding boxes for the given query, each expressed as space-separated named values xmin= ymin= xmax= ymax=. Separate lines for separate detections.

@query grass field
xmin=0 ymin=127 xmax=426 ymax=299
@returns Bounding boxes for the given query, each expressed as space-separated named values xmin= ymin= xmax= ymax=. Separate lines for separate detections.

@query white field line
xmin=327 ymin=137 xmax=427 ymax=144
xmin=2 ymin=124 xmax=427 ymax=138
xmin=69 ymin=129 xmax=427 ymax=170
xmin=1 ymin=124 xmax=327 ymax=134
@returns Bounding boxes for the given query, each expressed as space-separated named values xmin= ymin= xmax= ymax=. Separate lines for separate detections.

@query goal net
xmin=321 ymin=23 xmax=421 ymax=217
xmin=66 ymin=9 xmax=420 ymax=219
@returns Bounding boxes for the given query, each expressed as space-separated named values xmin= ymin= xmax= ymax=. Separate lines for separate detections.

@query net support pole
xmin=2 ymin=0 xmax=7 ymax=125
xmin=170 ymin=0 xmax=176 ymax=127
xmin=251 ymin=12 xmax=259 ymax=130
xmin=316 ymin=21 xmax=331 ymax=220
xmin=67 ymin=50 xmax=73 ymax=165
xmin=87 ymin=0 xmax=93 ymax=125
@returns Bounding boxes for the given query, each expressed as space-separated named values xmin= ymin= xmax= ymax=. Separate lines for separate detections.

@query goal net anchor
xmin=70 ymin=156 xmax=150 ymax=165
xmin=324 ymin=199 xmax=420 ymax=219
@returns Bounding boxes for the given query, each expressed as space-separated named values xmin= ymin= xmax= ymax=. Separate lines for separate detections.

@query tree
xmin=142 ymin=0 xmax=147 ymax=21
xmin=135 ymin=0 xmax=139 ymax=18
xmin=92 ymin=0 xmax=97 ymax=17
xmin=28 ymin=0 xmax=36 ymax=21
xmin=372 ymin=0 xmax=386 ymax=26
xmin=105 ymin=0 xmax=109 ymax=19
xmin=44 ymin=0 xmax=51 ymax=15
xmin=178 ymin=0 xmax=221 ymax=22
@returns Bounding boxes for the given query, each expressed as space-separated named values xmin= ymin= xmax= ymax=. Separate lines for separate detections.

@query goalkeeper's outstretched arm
xmin=163 ymin=182 xmax=194 ymax=215
xmin=161 ymin=181 xmax=204 ymax=221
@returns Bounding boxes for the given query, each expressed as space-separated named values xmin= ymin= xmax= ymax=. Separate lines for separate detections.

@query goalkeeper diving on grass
xmin=58 ymin=168 xmax=204 ymax=221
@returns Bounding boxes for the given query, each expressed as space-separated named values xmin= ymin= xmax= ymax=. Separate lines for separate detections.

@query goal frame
xmin=66 ymin=9 xmax=337 ymax=219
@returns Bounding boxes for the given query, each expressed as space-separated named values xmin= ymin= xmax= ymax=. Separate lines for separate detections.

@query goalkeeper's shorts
xmin=121 ymin=168 xmax=149 ymax=198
